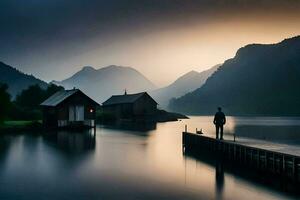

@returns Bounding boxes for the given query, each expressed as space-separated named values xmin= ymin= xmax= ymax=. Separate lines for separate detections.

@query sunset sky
xmin=1 ymin=0 xmax=300 ymax=86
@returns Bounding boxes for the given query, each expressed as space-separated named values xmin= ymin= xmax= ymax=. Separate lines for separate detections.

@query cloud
xmin=0 ymin=0 xmax=300 ymax=85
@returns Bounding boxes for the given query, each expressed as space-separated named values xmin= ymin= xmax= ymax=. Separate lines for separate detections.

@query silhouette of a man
xmin=214 ymin=107 xmax=226 ymax=140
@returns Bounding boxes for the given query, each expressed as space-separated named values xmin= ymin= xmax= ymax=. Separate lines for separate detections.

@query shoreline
xmin=0 ymin=121 xmax=43 ymax=134
xmin=0 ymin=111 xmax=188 ymax=133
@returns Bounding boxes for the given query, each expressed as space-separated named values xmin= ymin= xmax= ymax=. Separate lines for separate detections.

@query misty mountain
xmin=53 ymin=65 xmax=157 ymax=103
xmin=0 ymin=61 xmax=48 ymax=98
xmin=169 ymin=36 xmax=300 ymax=116
xmin=150 ymin=65 xmax=219 ymax=108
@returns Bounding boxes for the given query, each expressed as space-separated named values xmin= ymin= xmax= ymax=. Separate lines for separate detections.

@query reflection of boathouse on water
xmin=44 ymin=130 xmax=96 ymax=153
xmin=40 ymin=89 xmax=100 ymax=128
xmin=56 ymin=130 xmax=96 ymax=152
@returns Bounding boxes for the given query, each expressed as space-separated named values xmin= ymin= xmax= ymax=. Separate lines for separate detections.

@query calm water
xmin=0 ymin=116 xmax=300 ymax=200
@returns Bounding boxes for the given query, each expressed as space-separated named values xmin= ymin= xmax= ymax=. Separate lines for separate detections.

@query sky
xmin=1 ymin=0 xmax=300 ymax=87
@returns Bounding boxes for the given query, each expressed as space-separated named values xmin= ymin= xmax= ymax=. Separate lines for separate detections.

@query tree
xmin=0 ymin=83 xmax=11 ymax=123
xmin=15 ymin=84 xmax=45 ymax=110
xmin=15 ymin=83 xmax=63 ymax=109
xmin=45 ymin=84 xmax=64 ymax=98
xmin=12 ymin=84 xmax=64 ymax=120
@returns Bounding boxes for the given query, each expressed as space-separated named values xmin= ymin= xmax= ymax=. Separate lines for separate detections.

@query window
xmin=69 ymin=105 xmax=85 ymax=121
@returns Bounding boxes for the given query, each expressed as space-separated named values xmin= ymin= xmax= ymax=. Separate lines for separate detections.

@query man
xmin=213 ymin=107 xmax=226 ymax=140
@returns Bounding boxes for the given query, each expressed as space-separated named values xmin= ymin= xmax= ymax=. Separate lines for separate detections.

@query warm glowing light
xmin=89 ymin=109 xmax=94 ymax=113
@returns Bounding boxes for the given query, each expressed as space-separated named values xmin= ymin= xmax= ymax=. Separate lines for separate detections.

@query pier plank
xmin=185 ymin=132 xmax=300 ymax=157
xmin=231 ymin=138 xmax=300 ymax=157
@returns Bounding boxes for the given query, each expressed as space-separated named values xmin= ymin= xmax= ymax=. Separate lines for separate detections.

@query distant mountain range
xmin=169 ymin=36 xmax=300 ymax=116
xmin=0 ymin=60 xmax=218 ymax=106
xmin=0 ymin=61 xmax=48 ymax=98
xmin=52 ymin=65 xmax=157 ymax=103
xmin=150 ymin=65 xmax=220 ymax=108
xmin=2 ymin=35 xmax=299 ymax=116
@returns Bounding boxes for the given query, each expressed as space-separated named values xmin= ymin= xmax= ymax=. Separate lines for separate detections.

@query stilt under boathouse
xmin=40 ymin=89 xmax=100 ymax=129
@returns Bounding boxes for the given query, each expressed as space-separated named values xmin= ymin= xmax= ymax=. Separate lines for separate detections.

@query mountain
xmin=0 ymin=61 xmax=48 ymax=98
xmin=53 ymin=65 xmax=157 ymax=103
xmin=150 ymin=65 xmax=220 ymax=108
xmin=169 ymin=36 xmax=300 ymax=116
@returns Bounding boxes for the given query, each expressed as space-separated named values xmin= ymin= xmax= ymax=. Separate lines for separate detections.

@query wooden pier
xmin=183 ymin=131 xmax=300 ymax=183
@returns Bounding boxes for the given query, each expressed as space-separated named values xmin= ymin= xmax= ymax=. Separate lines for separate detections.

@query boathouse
xmin=40 ymin=89 xmax=100 ymax=128
xmin=102 ymin=92 xmax=158 ymax=119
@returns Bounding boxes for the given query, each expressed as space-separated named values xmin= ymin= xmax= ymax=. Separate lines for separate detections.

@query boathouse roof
xmin=102 ymin=92 xmax=158 ymax=106
xmin=40 ymin=89 xmax=99 ymax=107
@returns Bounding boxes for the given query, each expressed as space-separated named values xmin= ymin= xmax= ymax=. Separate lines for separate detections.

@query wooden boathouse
xmin=40 ymin=89 xmax=99 ymax=128
xmin=102 ymin=92 xmax=158 ymax=120
xmin=183 ymin=131 xmax=300 ymax=183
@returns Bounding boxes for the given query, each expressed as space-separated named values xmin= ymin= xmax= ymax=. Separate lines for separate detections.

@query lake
xmin=0 ymin=116 xmax=299 ymax=200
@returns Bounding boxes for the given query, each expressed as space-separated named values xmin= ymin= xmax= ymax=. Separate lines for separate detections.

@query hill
xmin=169 ymin=36 xmax=300 ymax=116
xmin=150 ymin=65 xmax=219 ymax=108
xmin=0 ymin=61 xmax=48 ymax=98
xmin=53 ymin=65 xmax=157 ymax=103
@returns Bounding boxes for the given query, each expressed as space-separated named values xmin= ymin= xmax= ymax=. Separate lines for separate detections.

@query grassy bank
xmin=0 ymin=120 xmax=43 ymax=133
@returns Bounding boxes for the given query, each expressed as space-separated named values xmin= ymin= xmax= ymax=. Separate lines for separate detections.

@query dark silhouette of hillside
xmin=0 ymin=61 xmax=48 ymax=98
xmin=150 ymin=64 xmax=220 ymax=108
xmin=169 ymin=36 xmax=300 ymax=116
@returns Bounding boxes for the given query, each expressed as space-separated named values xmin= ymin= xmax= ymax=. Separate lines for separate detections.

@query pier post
xmin=273 ymin=153 xmax=275 ymax=173
xmin=250 ymin=149 xmax=253 ymax=165
xmin=292 ymin=157 xmax=296 ymax=181
xmin=282 ymin=155 xmax=285 ymax=174
xmin=257 ymin=150 xmax=260 ymax=169
xmin=294 ymin=158 xmax=298 ymax=181
xmin=234 ymin=145 xmax=236 ymax=160
xmin=239 ymin=146 xmax=242 ymax=163
xmin=244 ymin=147 xmax=247 ymax=164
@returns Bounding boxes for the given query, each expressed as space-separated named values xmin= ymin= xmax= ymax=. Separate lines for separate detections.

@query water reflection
xmin=184 ymin=147 xmax=300 ymax=198
xmin=0 ymin=117 xmax=299 ymax=200
xmin=215 ymin=158 xmax=225 ymax=200
xmin=183 ymin=149 xmax=226 ymax=200
xmin=43 ymin=129 xmax=96 ymax=153
xmin=0 ymin=135 xmax=14 ymax=166
xmin=234 ymin=125 xmax=300 ymax=143
xmin=101 ymin=121 xmax=157 ymax=135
